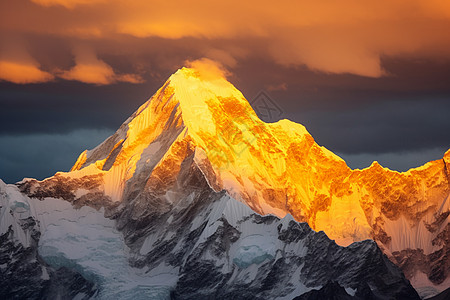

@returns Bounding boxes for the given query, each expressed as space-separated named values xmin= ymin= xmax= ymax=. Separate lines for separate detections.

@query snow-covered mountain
xmin=0 ymin=170 xmax=418 ymax=299
xmin=1 ymin=65 xmax=447 ymax=299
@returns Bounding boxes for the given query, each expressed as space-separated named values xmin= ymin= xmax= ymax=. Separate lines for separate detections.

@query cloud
xmin=59 ymin=48 xmax=143 ymax=85
xmin=0 ymin=128 xmax=113 ymax=183
xmin=31 ymin=0 xmax=104 ymax=9
xmin=0 ymin=60 xmax=54 ymax=84
xmin=1 ymin=0 xmax=449 ymax=77
xmin=269 ymin=36 xmax=386 ymax=77
xmin=0 ymin=40 xmax=55 ymax=83
xmin=266 ymin=83 xmax=288 ymax=92
xmin=291 ymin=98 xmax=450 ymax=155
xmin=185 ymin=58 xmax=231 ymax=80
xmin=202 ymin=49 xmax=238 ymax=68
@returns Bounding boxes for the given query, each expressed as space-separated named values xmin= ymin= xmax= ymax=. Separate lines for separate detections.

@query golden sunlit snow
xmin=67 ymin=64 xmax=450 ymax=255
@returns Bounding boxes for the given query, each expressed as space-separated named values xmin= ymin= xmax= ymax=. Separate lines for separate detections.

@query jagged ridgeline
xmin=1 ymin=65 xmax=448 ymax=299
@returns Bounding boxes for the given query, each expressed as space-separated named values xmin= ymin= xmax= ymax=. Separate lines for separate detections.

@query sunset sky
xmin=1 ymin=0 xmax=450 ymax=183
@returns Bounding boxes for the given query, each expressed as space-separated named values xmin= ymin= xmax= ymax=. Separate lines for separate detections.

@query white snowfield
xmin=1 ymin=179 xmax=317 ymax=299
xmin=0 ymin=180 xmax=174 ymax=299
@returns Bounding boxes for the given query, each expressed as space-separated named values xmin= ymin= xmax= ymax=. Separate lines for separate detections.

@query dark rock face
xmin=43 ymin=267 xmax=97 ymax=300
xmin=292 ymin=280 xmax=420 ymax=300
xmin=391 ymin=224 xmax=450 ymax=288
xmin=18 ymin=174 xmax=112 ymax=210
xmin=170 ymin=218 xmax=419 ymax=299
xmin=426 ymin=287 xmax=450 ymax=300
xmin=0 ymin=218 xmax=96 ymax=299
xmin=0 ymin=225 xmax=47 ymax=299
xmin=294 ymin=281 xmax=355 ymax=300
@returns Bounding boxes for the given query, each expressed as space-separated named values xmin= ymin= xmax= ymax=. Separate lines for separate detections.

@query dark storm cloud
xmin=0 ymin=78 xmax=164 ymax=135
xmin=0 ymin=129 xmax=113 ymax=183
xmin=293 ymin=99 xmax=450 ymax=154
xmin=3 ymin=0 xmax=450 ymax=79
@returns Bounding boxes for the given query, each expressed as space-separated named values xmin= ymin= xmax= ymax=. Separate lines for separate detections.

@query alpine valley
xmin=1 ymin=66 xmax=449 ymax=299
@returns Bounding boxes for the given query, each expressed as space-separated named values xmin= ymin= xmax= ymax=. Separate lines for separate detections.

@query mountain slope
xmin=2 ymin=161 xmax=419 ymax=299
xmin=2 ymin=65 xmax=448 ymax=298
xmin=54 ymin=66 xmax=449 ymax=294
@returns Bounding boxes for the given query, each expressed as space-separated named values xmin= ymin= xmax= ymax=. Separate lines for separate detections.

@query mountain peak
xmin=167 ymin=66 xmax=260 ymax=138
xmin=68 ymin=64 xmax=278 ymax=201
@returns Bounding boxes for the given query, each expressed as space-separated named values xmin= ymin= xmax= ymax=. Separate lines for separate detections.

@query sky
xmin=1 ymin=0 xmax=450 ymax=183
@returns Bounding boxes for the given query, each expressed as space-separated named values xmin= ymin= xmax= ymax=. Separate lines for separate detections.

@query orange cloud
xmin=2 ymin=0 xmax=450 ymax=77
xmin=202 ymin=49 xmax=239 ymax=68
xmin=31 ymin=0 xmax=104 ymax=9
xmin=59 ymin=48 xmax=143 ymax=85
xmin=185 ymin=58 xmax=231 ymax=81
xmin=267 ymin=83 xmax=288 ymax=92
xmin=0 ymin=60 xmax=54 ymax=84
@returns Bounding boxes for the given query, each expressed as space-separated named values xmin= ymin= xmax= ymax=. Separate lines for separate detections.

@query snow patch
xmin=345 ymin=287 xmax=356 ymax=296
xmin=233 ymin=235 xmax=275 ymax=268
xmin=74 ymin=188 xmax=90 ymax=199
